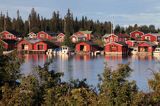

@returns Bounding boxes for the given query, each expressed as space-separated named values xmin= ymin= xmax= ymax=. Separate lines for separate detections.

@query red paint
xmin=0 ymin=31 xmax=17 ymax=40
xmin=76 ymin=42 xmax=91 ymax=52
xmin=37 ymin=31 xmax=53 ymax=40
xmin=130 ymin=31 xmax=144 ymax=41
xmin=141 ymin=33 xmax=156 ymax=42
xmin=104 ymin=34 xmax=118 ymax=43
xmin=33 ymin=41 xmax=48 ymax=51
xmin=117 ymin=33 xmax=130 ymax=42
xmin=138 ymin=42 xmax=155 ymax=52
xmin=57 ymin=33 xmax=65 ymax=42
xmin=17 ymin=39 xmax=32 ymax=51
xmin=75 ymin=42 xmax=99 ymax=52
xmin=71 ymin=31 xmax=92 ymax=43
xmin=105 ymin=42 xmax=128 ymax=53
xmin=125 ymin=40 xmax=136 ymax=47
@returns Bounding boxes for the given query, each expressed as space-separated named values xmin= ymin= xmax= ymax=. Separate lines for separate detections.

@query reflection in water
xmin=20 ymin=54 xmax=48 ymax=75
xmin=20 ymin=54 xmax=160 ymax=92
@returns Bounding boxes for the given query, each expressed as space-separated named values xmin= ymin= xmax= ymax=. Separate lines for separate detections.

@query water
xmin=20 ymin=54 xmax=160 ymax=92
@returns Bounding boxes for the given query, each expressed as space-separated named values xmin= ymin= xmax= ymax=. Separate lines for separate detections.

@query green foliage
xmin=148 ymin=72 xmax=160 ymax=105
xmin=63 ymin=35 xmax=75 ymax=49
xmin=0 ymin=51 xmax=22 ymax=83
xmin=98 ymin=63 xmax=138 ymax=106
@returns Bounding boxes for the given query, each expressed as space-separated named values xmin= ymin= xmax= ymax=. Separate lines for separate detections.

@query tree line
xmin=0 ymin=44 xmax=160 ymax=105
xmin=0 ymin=8 xmax=160 ymax=38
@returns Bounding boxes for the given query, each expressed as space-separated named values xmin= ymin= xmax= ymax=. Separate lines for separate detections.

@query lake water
xmin=20 ymin=54 xmax=160 ymax=92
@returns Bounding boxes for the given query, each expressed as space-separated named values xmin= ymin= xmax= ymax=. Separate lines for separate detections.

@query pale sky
xmin=0 ymin=0 xmax=160 ymax=27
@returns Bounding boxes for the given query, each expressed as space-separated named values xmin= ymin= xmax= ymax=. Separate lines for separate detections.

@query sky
xmin=0 ymin=0 xmax=160 ymax=28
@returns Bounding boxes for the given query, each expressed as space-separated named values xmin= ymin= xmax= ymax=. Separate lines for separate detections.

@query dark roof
xmin=3 ymin=39 xmax=17 ymax=44
xmin=116 ymin=42 xmax=128 ymax=46
xmin=46 ymin=32 xmax=57 ymax=36
xmin=118 ymin=33 xmax=130 ymax=38
xmin=43 ymin=40 xmax=60 ymax=48
xmin=140 ymin=42 xmax=156 ymax=46
xmin=25 ymin=38 xmax=42 ymax=44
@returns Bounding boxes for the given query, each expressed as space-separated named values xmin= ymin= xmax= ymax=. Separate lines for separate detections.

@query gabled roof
xmin=118 ymin=33 xmax=130 ymax=38
xmin=144 ymin=33 xmax=160 ymax=37
xmin=103 ymin=34 xmax=118 ymax=38
xmin=27 ymin=39 xmax=42 ymax=44
xmin=130 ymin=30 xmax=144 ymax=35
xmin=57 ymin=33 xmax=65 ymax=37
xmin=80 ymin=30 xmax=92 ymax=34
xmin=2 ymin=39 xmax=17 ymax=45
xmin=106 ymin=42 xmax=128 ymax=46
xmin=28 ymin=32 xmax=36 ymax=36
xmin=138 ymin=42 xmax=155 ymax=47
xmin=0 ymin=31 xmax=14 ymax=36
xmin=72 ymin=33 xmax=86 ymax=38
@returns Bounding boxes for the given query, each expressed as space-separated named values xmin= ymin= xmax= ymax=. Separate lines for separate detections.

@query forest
xmin=0 ymin=42 xmax=160 ymax=105
xmin=0 ymin=8 xmax=160 ymax=38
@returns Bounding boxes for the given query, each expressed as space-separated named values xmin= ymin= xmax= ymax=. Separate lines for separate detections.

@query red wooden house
xmin=117 ymin=33 xmax=130 ymax=42
xmin=71 ymin=31 xmax=92 ymax=43
xmin=75 ymin=41 xmax=102 ymax=53
xmin=138 ymin=42 xmax=156 ymax=54
xmin=103 ymin=34 xmax=118 ymax=43
xmin=105 ymin=42 xmax=128 ymax=55
xmin=37 ymin=31 xmax=53 ymax=40
xmin=17 ymin=39 xmax=33 ymax=51
xmin=125 ymin=40 xmax=137 ymax=47
xmin=17 ymin=38 xmax=58 ymax=53
xmin=71 ymin=32 xmax=87 ymax=43
xmin=80 ymin=31 xmax=92 ymax=40
xmin=130 ymin=30 xmax=144 ymax=41
xmin=28 ymin=32 xmax=37 ymax=39
xmin=0 ymin=31 xmax=17 ymax=40
xmin=56 ymin=33 xmax=65 ymax=42
xmin=33 ymin=41 xmax=48 ymax=51
xmin=141 ymin=33 xmax=157 ymax=42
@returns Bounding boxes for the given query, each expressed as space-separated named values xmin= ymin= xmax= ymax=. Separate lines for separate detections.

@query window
xmin=7 ymin=34 xmax=12 ymax=38
xmin=37 ymin=45 xmax=44 ymax=50
xmin=157 ymin=36 xmax=160 ymax=41
xmin=110 ymin=37 xmax=113 ymax=42
xmin=22 ymin=44 xmax=28 ymax=50
xmin=40 ymin=34 xmax=45 ymax=38
xmin=145 ymin=36 xmax=150 ymax=40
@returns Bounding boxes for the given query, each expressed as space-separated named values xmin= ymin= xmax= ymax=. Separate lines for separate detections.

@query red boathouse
xmin=75 ymin=42 xmax=102 ymax=53
xmin=105 ymin=42 xmax=128 ymax=55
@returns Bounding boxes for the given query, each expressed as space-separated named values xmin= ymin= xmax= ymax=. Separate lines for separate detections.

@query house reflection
xmin=132 ymin=55 xmax=153 ymax=61
xmin=105 ymin=55 xmax=123 ymax=61
xmin=75 ymin=54 xmax=91 ymax=61
xmin=18 ymin=54 xmax=47 ymax=63
xmin=59 ymin=54 xmax=69 ymax=61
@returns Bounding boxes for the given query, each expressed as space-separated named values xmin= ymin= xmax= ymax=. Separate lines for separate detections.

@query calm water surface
xmin=20 ymin=54 xmax=160 ymax=92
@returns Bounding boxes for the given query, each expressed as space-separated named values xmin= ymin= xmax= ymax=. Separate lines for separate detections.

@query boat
xmin=153 ymin=48 xmax=160 ymax=56
xmin=47 ymin=46 xmax=73 ymax=55
xmin=3 ymin=50 xmax=14 ymax=55
xmin=131 ymin=47 xmax=138 ymax=55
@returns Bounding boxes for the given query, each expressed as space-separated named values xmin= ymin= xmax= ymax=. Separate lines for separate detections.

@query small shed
xmin=75 ymin=41 xmax=102 ymax=53
xmin=17 ymin=39 xmax=33 ymax=51
xmin=138 ymin=42 xmax=156 ymax=53
xmin=105 ymin=42 xmax=128 ymax=55
xmin=33 ymin=41 xmax=48 ymax=51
